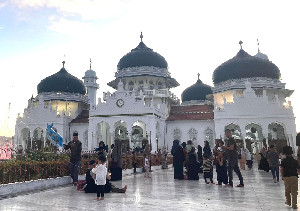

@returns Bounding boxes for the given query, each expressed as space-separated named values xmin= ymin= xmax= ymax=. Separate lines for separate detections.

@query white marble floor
xmin=0 ymin=164 xmax=299 ymax=211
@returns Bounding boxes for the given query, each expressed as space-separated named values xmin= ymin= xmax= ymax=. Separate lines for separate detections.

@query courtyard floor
xmin=0 ymin=163 xmax=299 ymax=211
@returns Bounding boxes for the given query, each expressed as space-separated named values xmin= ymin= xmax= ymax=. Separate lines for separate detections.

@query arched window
xmin=173 ymin=128 xmax=182 ymax=141
xmin=188 ymin=128 xmax=198 ymax=144
xmin=129 ymin=81 xmax=134 ymax=91
xmin=204 ymin=128 xmax=214 ymax=147
xmin=149 ymin=81 xmax=154 ymax=90
xmin=158 ymin=81 xmax=163 ymax=89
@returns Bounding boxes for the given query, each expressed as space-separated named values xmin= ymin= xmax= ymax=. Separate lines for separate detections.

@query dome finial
xmin=62 ymin=60 xmax=65 ymax=68
xmin=90 ymin=58 xmax=92 ymax=70
xmin=140 ymin=32 xmax=143 ymax=42
xmin=257 ymin=38 xmax=260 ymax=53
xmin=197 ymin=73 xmax=200 ymax=80
xmin=239 ymin=40 xmax=243 ymax=49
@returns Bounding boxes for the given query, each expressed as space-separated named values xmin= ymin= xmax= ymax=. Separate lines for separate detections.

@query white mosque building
xmin=14 ymin=35 xmax=297 ymax=154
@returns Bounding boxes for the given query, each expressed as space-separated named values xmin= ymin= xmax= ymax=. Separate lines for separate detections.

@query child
xmin=280 ymin=146 xmax=300 ymax=209
xmin=144 ymin=154 xmax=151 ymax=178
xmin=203 ymin=154 xmax=214 ymax=184
xmin=216 ymin=141 xmax=228 ymax=186
xmin=91 ymin=155 xmax=108 ymax=200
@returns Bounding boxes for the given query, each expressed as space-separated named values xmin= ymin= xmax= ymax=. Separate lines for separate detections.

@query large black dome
xmin=37 ymin=67 xmax=86 ymax=95
xmin=213 ymin=49 xmax=281 ymax=84
xmin=182 ymin=78 xmax=212 ymax=102
xmin=117 ymin=41 xmax=168 ymax=70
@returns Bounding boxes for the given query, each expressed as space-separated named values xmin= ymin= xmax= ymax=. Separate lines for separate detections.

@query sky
xmin=0 ymin=0 xmax=300 ymax=137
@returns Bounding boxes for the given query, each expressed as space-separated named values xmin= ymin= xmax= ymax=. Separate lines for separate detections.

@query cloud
xmin=0 ymin=25 xmax=5 ymax=30
xmin=48 ymin=17 xmax=94 ymax=37
xmin=10 ymin=0 xmax=128 ymax=20
xmin=0 ymin=2 xmax=7 ymax=8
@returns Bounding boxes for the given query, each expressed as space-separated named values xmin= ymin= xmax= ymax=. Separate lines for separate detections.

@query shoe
xmin=292 ymin=206 xmax=297 ymax=209
xmin=285 ymin=201 xmax=291 ymax=206
xmin=236 ymin=184 xmax=244 ymax=187
xmin=225 ymin=184 xmax=233 ymax=188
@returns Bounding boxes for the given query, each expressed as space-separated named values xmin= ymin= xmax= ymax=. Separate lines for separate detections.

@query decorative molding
xmin=115 ymin=66 xmax=171 ymax=78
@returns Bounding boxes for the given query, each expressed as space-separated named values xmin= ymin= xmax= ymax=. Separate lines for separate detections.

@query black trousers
xmin=96 ymin=185 xmax=105 ymax=198
xmin=227 ymin=164 xmax=243 ymax=186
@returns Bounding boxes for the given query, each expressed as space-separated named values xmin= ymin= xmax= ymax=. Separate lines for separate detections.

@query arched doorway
xmin=32 ymin=127 xmax=44 ymax=150
xmin=224 ymin=123 xmax=243 ymax=148
xmin=131 ymin=120 xmax=146 ymax=148
xmin=114 ymin=121 xmax=129 ymax=152
xmin=268 ymin=122 xmax=288 ymax=153
xmin=245 ymin=123 xmax=263 ymax=153
xmin=97 ymin=122 xmax=110 ymax=148
xmin=21 ymin=128 xmax=31 ymax=150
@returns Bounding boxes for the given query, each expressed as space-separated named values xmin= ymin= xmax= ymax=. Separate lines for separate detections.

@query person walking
xmin=280 ymin=146 xmax=300 ymax=209
xmin=222 ymin=129 xmax=244 ymax=187
xmin=63 ymin=132 xmax=82 ymax=185
xmin=267 ymin=145 xmax=280 ymax=183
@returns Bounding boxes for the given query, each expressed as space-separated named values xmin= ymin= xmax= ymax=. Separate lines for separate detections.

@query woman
xmin=187 ymin=147 xmax=199 ymax=180
xmin=110 ymin=139 xmax=123 ymax=181
xmin=171 ymin=140 xmax=185 ymax=180
xmin=259 ymin=146 xmax=269 ymax=172
xmin=203 ymin=141 xmax=212 ymax=159
xmin=197 ymin=145 xmax=203 ymax=173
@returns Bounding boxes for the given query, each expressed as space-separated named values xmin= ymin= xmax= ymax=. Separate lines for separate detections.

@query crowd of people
xmin=171 ymin=129 xmax=244 ymax=187
xmin=63 ymin=130 xmax=300 ymax=209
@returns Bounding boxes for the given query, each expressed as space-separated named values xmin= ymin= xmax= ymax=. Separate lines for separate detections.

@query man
xmin=222 ymin=129 xmax=244 ymax=187
xmin=267 ymin=145 xmax=280 ymax=183
xmin=280 ymin=146 xmax=300 ymax=209
xmin=63 ymin=132 xmax=82 ymax=185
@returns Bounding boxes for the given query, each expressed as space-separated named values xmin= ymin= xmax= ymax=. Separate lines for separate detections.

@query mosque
xmin=14 ymin=34 xmax=297 ymax=154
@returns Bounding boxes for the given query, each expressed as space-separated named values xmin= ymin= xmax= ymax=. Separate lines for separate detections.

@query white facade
xmin=14 ymin=40 xmax=298 ymax=154
xmin=166 ymin=120 xmax=215 ymax=150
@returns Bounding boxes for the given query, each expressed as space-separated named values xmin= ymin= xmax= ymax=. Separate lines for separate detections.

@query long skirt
xmin=111 ymin=167 xmax=122 ymax=181
xmin=174 ymin=162 xmax=184 ymax=180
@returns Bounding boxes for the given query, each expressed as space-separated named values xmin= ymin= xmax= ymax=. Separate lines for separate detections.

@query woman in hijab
xmin=187 ymin=147 xmax=200 ymax=180
xmin=171 ymin=140 xmax=185 ymax=180
xmin=203 ymin=141 xmax=212 ymax=159
xmin=110 ymin=138 xmax=123 ymax=181
xmin=197 ymin=145 xmax=203 ymax=173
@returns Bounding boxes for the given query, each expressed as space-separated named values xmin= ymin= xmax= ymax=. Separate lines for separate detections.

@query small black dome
xmin=182 ymin=79 xmax=212 ymax=102
xmin=213 ymin=49 xmax=281 ymax=84
xmin=37 ymin=67 xmax=86 ymax=94
xmin=117 ymin=41 xmax=168 ymax=70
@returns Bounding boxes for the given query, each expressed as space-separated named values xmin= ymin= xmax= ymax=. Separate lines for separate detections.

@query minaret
xmin=82 ymin=59 xmax=99 ymax=109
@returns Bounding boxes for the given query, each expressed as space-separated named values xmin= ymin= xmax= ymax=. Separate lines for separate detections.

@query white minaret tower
xmin=83 ymin=59 xmax=99 ymax=109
